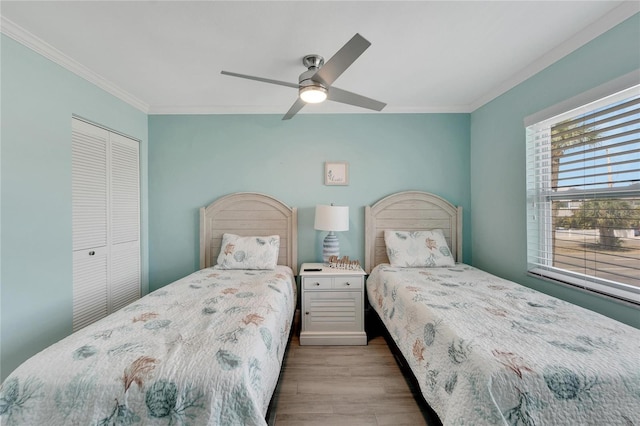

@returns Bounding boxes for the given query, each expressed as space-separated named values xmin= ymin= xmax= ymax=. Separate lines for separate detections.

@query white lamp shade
xmin=314 ymin=205 xmax=349 ymax=232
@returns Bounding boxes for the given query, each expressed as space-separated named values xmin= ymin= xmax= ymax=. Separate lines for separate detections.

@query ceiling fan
xmin=221 ymin=33 xmax=386 ymax=120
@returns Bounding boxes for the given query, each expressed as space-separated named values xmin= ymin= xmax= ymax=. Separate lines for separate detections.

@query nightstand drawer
xmin=303 ymin=277 xmax=332 ymax=289
xmin=333 ymin=277 xmax=362 ymax=289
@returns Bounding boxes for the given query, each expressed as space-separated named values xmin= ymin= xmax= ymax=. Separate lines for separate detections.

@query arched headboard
xmin=199 ymin=192 xmax=298 ymax=274
xmin=364 ymin=191 xmax=462 ymax=273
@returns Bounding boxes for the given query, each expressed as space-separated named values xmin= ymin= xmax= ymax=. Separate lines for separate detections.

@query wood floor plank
xmin=275 ymin=413 xmax=378 ymax=426
xmin=297 ymin=378 xmax=388 ymax=396
xmin=269 ymin=322 xmax=441 ymax=426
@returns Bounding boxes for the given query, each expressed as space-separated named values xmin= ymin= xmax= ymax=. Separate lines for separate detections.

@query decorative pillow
xmin=215 ymin=233 xmax=280 ymax=270
xmin=384 ymin=229 xmax=454 ymax=267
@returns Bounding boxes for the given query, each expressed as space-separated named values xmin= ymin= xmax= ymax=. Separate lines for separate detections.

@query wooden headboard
xmin=199 ymin=192 xmax=298 ymax=274
xmin=364 ymin=191 xmax=462 ymax=273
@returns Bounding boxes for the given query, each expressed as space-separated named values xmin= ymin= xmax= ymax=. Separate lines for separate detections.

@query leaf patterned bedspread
xmin=367 ymin=264 xmax=640 ymax=425
xmin=0 ymin=266 xmax=296 ymax=425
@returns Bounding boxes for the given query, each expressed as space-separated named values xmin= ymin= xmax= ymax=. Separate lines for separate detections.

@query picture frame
xmin=324 ymin=162 xmax=349 ymax=186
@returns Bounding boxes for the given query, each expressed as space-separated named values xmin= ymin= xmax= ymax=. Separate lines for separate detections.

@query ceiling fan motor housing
xmin=298 ymin=55 xmax=326 ymax=85
xmin=302 ymin=54 xmax=324 ymax=69
xmin=299 ymin=55 xmax=326 ymax=88
xmin=299 ymin=54 xmax=327 ymax=102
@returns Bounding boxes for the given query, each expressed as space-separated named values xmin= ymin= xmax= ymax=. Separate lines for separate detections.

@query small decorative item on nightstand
xmin=299 ymin=262 xmax=367 ymax=346
xmin=327 ymin=255 xmax=361 ymax=270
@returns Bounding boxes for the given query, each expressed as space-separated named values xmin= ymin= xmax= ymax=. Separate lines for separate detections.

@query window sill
xmin=527 ymin=268 xmax=640 ymax=307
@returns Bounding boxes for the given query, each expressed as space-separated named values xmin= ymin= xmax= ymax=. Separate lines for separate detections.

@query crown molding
xmin=146 ymin=104 xmax=472 ymax=115
xmin=1 ymin=16 xmax=149 ymax=113
xmin=468 ymin=1 xmax=640 ymax=112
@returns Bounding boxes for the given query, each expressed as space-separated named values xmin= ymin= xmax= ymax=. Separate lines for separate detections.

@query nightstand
xmin=299 ymin=262 xmax=367 ymax=345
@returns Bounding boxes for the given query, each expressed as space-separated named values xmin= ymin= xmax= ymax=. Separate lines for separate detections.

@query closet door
xmin=72 ymin=118 xmax=140 ymax=331
xmin=72 ymin=120 xmax=109 ymax=330
xmin=110 ymin=132 xmax=140 ymax=312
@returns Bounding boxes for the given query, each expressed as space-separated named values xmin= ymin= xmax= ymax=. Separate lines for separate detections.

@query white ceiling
xmin=1 ymin=1 xmax=638 ymax=116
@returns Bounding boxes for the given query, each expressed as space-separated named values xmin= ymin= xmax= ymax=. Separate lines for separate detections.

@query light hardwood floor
xmin=268 ymin=319 xmax=441 ymax=426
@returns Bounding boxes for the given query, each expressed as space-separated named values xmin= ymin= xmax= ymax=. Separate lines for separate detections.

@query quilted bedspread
xmin=0 ymin=266 xmax=296 ymax=425
xmin=367 ymin=264 xmax=640 ymax=425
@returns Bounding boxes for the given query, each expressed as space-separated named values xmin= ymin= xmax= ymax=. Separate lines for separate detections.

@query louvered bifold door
xmin=72 ymin=119 xmax=109 ymax=331
xmin=72 ymin=118 xmax=141 ymax=331
xmin=109 ymin=132 xmax=141 ymax=312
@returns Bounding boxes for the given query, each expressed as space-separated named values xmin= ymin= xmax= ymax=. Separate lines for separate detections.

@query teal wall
xmin=0 ymin=35 xmax=149 ymax=381
xmin=148 ymin=114 xmax=471 ymax=289
xmin=3 ymin=11 xmax=638 ymax=383
xmin=470 ymin=14 xmax=640 ymax=327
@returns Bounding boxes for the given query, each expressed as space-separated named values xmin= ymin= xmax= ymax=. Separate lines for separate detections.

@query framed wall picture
xmin=325 ymin=162 xmax=349 ymax=186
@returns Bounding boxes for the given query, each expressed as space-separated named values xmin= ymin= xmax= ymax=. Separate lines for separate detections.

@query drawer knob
xmin=305 ymin=312 xmax=309 ymax=315
xmin=89 ymin=251 xmax=96 ymax=256
xmin=315 ymin=282 xmax=320 ymax=286
xmin=346 ymin=282 xmax=351 ymax=286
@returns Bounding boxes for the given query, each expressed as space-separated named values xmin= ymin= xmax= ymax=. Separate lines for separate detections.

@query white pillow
xmin=215 ymin=233 xmax=280 ymax=270
xmin=384 ymin=230 xmax=454 ymax=267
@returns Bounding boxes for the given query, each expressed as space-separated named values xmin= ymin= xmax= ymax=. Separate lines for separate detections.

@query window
xmin=526 ymin=82 xmax=640 ymax=304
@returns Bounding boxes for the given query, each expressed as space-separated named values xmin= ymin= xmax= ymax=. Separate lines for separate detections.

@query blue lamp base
xmin=322 ymin=231 xmax=340 ymax=263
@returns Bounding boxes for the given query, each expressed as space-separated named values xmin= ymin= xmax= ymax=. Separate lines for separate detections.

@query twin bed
xmin=0 ymin=192 xmax=297 ymax=425
xmin=2 ymin=190 xmax=639 ymax=425
xmin=364 ymin=191 xmax=640 ymax=425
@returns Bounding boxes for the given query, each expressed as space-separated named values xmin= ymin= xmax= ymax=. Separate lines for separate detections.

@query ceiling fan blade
xmin=221 ymin=71 xmax=299 ymax=89
xmin=314 ymin=33 xmax=371 ymax=86
xmin=282 ymin=98 xmax=306 ymax=120
xmin=328 ymin=87 xmax=386 ymax=111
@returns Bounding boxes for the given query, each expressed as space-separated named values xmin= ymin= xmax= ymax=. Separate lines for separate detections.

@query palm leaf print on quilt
xmin=72 ymin=345 xmax=97 ymax=360
xmin=132 ymin=312 xmax=159 ymax=323
xmin=0 ymin=377 xmax=43 ymax=421
xmin=491 ymin=350 xmax=533 ymax=379
xmin=143 ymin=319 xmax=171 ymax=330
xmin=145 ymin=380 xmax=204 ymax=422
xmin=145 ymin=380 xmax=177 ymax=418
xmin=216 ymin=384 xmax=256 ymax=424
xmin=260 ymin=328 xmax=273 ymax=350
xmin=504 ymin=389 xmax=545 ymax=426
xmin=448 ymin=339 xmax=472 ymax=364
xmin=424 ymin=321 xmax=442 ymax=346
xmin=98 ymin=400 xmax=140 ymax=426
xmin=248 ymin=358 xmax=262 ymax=393
xmin=123 ymin=356 xmax=159 ymax=392
xmin=413 ymin=339 xmax=426 ymax=362
xmin=54 ymin=374 xmax=96 ymax=418
xmin=216 ymin=349 xmax=242 ymax=370
xmin=242 ymin=313 xmax=264 ymax=326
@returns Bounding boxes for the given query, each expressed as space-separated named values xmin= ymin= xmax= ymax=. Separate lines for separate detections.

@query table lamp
xmin=314 ymin=204 xmax=349 ymax=263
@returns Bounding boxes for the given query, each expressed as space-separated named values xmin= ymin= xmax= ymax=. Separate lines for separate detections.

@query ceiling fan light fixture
xmin=299 ymin=85 xmax=327 ymax=103
xmin=221 ymin=34 xmax=385 ymax=119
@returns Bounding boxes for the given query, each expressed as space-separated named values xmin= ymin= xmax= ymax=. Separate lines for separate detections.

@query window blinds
xmin=526 ymin=85 xmax=640 ymax=303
